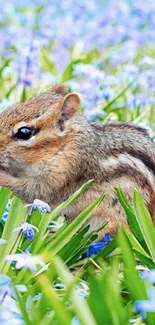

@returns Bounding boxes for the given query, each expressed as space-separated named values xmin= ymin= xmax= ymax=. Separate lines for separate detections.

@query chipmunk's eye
xmin=14 ymin=127 xmax=34 ymax=141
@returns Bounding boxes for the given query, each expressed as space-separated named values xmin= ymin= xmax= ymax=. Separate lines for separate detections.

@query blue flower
xmin=24 ymin=199 xmax=51 ymax=216
xmin=0 ymin=274 xmax=27 ymax=313
xmin=134 ymin=288 xmax=155 ymax=319
xmin=0 ymin=274 xmax=27 ymax=325
xmin=1 ymin=199 xmax=12 ymax=223
xmin=86 ymin=233 xmax=112 ymax=257
xmin=140 ymin=270 xmax=155 ymax=283
xmin=0 ymin=239 xmax=7 ymax=245
xmin=0 ymin=274 xmax=12 ymax=298
xmin=12 ymin=222 xmax=39 ymax=240
xmin=72 ymin=316 xmax=81 ymax=325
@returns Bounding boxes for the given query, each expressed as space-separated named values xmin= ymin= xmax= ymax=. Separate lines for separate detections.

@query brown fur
xmin=0 ymin=84 xmax=155 ymax=237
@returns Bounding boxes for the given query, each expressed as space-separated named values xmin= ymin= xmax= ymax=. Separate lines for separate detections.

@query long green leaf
xmin=118 ymin=228 xmax=147 ymax=299
xmin=46 ymin=194 xmax=106 ymax=256
xmin=53 ymin=256 xmax=98 ymax=325
xmin=14 ymin=287 xmax=33 ymax=325
xmin=134 ymin=249 xmax=155 ymax=269
xmin=0 ymin=187 xmax=12 ymax=216
xmin=116 ymin=187 xmax=144 ymax=243
xmin=134 ymin=190 xmax=155 ymax=263
xmin=0 ymin=196 xmax=27 ymax=273
xmin=122 ymin=227 xmax=150 ymax=258
xmin=30 ymin=180 xmax=93 ymax=253
xmin=103 ymin=75 xmax=138 ymax=113
xmin=38 ymin=274 xmax=72 ymax=325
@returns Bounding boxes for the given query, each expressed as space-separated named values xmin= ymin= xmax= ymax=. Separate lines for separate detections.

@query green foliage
xmin=0 ymin=182 xmax=155 ymax=324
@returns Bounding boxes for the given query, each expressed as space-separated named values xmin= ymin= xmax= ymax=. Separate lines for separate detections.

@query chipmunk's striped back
xmin=83 ymin=121 xmax=155 ymax=234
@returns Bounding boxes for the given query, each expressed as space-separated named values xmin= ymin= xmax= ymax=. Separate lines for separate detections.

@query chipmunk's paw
xmin=24 ymin=199 xmax=51 ymax=216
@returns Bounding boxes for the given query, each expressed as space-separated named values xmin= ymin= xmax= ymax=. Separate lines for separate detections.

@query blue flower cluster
xmin=134 ymin=270 xmax=155 ymax=318
xmin=0 ymin=1 xmax=154 ymax=128
xmin=1 ymin=0 xmax=155 ymax=72
xmin=68 ymin=60 xmax=155 ymax=122
xmin=0 ymin=275 xmax=25 ymax=325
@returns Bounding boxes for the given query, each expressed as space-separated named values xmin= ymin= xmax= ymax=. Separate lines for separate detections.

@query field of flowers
xmin=0 ymin=1 xmax=155 ymax=324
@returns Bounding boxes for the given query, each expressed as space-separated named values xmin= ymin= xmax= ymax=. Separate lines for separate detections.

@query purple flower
xmin=134 ymin=288 xmax=155 ymax=318
xmin=126 ymin=93 xmax=152 ymax=110
xmin=12 ymin=222 xmax=39 ymax=240
xmin=109 ymin=41 xmax=138 ymax=67
xmin=0 ymin=278 xmax=25 ymax=325
xmin=140 ymin=270 xmax=155 ymax=283
xmin=86 ymin=233 xmax=112 ymax=257
xmin=0 ymin=239 xmax=7 ymax=245
xmin=0 ymin=274 xmax=27 ymax=308
xmin=102 ymin=87 xmax=116 ymax=101
xmin=23 ymin=227 xmax=35 ymax=240
xmin=24 ymin=199 xmax=51 ymax=215
xmin=0 ymin=295 xmax=24 ymax=325
xmin=0 ymin=275 xmax=12 ymax=298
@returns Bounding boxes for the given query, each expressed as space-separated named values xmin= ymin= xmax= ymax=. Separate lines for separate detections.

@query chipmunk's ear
xmin=48 ymin=83 xmax=69 ymax=95
xmin=58 ymin=93 xmax=80 ymax=130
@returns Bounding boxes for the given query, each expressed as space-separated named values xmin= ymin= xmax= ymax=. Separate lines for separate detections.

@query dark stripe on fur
xmin=101 ymin=164 xmax=154 ymax=191
xmin=92 ymin=122 xmax=149 ymax=136
xmin=126 ymin=150 xmax=155 ymax=176
xmin=101 ymin=164 xmax=155 ymax=216
xmin=91 ymin=122 xmax=155 ymax=176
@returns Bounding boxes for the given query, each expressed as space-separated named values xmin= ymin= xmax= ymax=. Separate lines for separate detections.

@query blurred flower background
xmin=0 ymin=0 xmax=154 ymax=133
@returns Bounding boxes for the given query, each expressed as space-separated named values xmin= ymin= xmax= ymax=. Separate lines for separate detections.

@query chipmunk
xmin=0 ymin=84 xmax=155 ymax=236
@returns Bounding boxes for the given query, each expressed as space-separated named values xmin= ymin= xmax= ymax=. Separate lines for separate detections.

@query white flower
xmin=139 ymin=56 xmax=155 ymax=68
xmin=47 ymin=220 xmax=64 ymax=230
xmin=5 ymin=253 xmax=45 ymax=272
xmin=0 ymin=239 xmax=7 ymax=245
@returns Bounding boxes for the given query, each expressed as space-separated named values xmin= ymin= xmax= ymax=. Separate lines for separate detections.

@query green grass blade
xmin=30 ymin=180 xmax=93 ymax=253
xmin=118 ymin=228 xmax=155 ymax=324
xmin=53 ymin=256 xmax=98 ymax=325
xmin=103 ymin=75 xmax=138 ymax=113
xmin=0 ymin=197 xmax=27 ymax=273
xmin=0 ymin=187 xmax=12 ymax=216
xmin=46 ymin=194 xmax=106 ymax=256
xmin=122 ymin=227 xmax=150 ymax=258
xmin=14 ymin=287 xmax=33 ymax=325
xmin=118 ymin=228 xmax=147 ymax=299
xmin=116 ymin=187 xmax=144 ymax=243
xmin=134 ymin=249 xmax=155 ymax=269
xmin=38 ymin=274 xmax=72 ymax=325
xmin=134 ymin=190 xmax=155 ymax=263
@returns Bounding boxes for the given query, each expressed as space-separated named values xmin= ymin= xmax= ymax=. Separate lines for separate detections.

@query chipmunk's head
xmin=0 ymin=84 xmax=83 ymax=185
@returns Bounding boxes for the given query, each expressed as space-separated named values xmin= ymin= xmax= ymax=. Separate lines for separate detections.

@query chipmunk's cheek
xmin=0 ymin=148 xmax=25 ymax=178
xmin=0 ymin=151 xmax=12 ymax=175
